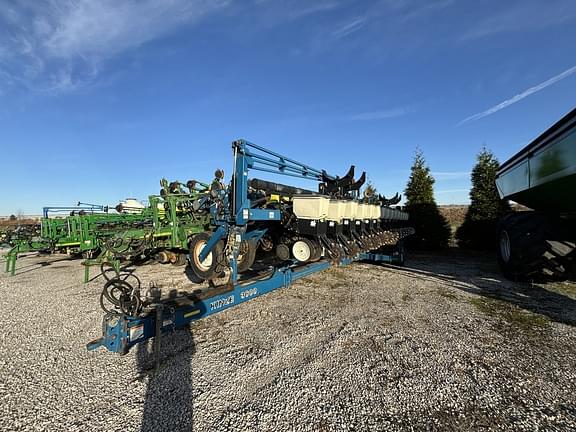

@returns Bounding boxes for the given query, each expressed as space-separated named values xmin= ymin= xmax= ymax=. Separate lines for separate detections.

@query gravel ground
xmin=1 ymin=249 xmax=575 ymax=431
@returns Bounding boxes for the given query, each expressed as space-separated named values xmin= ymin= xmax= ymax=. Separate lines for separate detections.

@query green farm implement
xmin=4 ymin=178 xmax=214 ymax=282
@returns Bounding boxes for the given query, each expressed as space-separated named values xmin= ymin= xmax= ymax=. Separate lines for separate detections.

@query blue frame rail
xmin=88 ymin=260 xmax=331 ymax=354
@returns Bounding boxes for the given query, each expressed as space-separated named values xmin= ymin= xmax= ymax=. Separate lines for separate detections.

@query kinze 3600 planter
xmin=88 ymin=139 xmax=414 ymax=356
xmin=496 ymin=107 xmax=576 ymax=280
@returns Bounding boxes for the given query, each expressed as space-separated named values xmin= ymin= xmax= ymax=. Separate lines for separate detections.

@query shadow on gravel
xmin=384 ymin=249 xmax=576 ymax=326
xmin=137 ymin=287 xmax=196 ymax=432
xmin=6 ymin=255 xmax=75 ymax=276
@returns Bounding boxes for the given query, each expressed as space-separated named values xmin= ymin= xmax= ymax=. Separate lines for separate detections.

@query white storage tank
xmin=327 ymin=200 xmax=346 ymax=222
xmin=359 ymin=204 xmax=371 ymax=220
xmin=118 ymin=198 xmax=145 ymax=214
xmin=343 ymin=200 xmax=359 ymax=220
xmin=293 ymin=195 xmax=330 ymax=220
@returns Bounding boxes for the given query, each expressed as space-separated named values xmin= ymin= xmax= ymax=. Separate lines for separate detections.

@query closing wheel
xmin=237 ymin=240 xmax=257 ymax=273
xmin=292 ymin=239 xmax=313 ymax=263
xmin=189 ymin=232 xmax=223 ymax=280
xmin=309 ymin=240 xmax=322 ymax=262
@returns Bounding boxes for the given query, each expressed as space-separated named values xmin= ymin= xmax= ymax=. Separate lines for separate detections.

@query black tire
xmin=213 ymin=240 xmax=226 ymax=274
xmin=309 ymin=240 xmax=322 ymax=262
xmin=189 ymin=232 xmax=223 ymax=280
xmin=173 ymin=253 xmax=188 ymax=266
xmin=497 ymin=212 xmax=574 ymax=280
xmin=237 ymin=240 xmax=257 ymax=272
xmin=276 ymin=244 xmax=290 ymax=261
xmin=395 ymin=240 xmax=406 ymax=266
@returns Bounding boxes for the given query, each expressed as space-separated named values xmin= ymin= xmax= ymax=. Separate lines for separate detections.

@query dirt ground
xmin=0 ymin=248 xmax=575 ymax=431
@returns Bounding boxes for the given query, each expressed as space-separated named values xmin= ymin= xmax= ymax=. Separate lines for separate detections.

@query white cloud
xmin=45 ymin=1 xmax=229 ymax=58
xmin=345 ymin=107 xmax=411 ymax=121
xmin=400 ymin=0 xmax=454 ymax=22
xmin=458 ymin=64 xmax=576 ymax=125
xmin=288 ymin=2 xmax=340 ymax=20
xmin=0 ymin=0 xmax=231 ymax=94
xmin=462 ymin=0 xmax=576 ymax=40
xmin=332 ymin=16 xmax=367 ymax=39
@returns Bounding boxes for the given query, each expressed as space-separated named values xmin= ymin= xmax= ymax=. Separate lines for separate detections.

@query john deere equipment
xmin=92 ymin=179 xmax=214 ymax=273
xmin=4 ymin=203 xmax=153 ymax=278
xmin=4 ymin=179 xmax=214 ymax=281
xmin=496 ymin=107 xmax=576 ymax=279
xmin=88 ymin=139 xmax=414 ymax=355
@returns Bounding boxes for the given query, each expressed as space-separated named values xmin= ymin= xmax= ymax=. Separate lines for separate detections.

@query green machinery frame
xmin=4 ymin=179 xmax=214 ymax=282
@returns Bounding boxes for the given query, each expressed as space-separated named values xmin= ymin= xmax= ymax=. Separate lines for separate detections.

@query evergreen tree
xmin=456 ymin=148 xmax=510 ymax=249
xmin=404 ymin=149 xmax=451 ymax=249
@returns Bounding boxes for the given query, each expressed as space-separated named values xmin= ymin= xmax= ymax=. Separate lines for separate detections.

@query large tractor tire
xmin=189 ymin=232 xmax=224 ymax=280
xmin=497 ymin=212 xmax=574 ymax=280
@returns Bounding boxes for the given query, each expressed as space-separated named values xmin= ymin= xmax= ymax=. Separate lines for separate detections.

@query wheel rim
xmin=292 ymin=240 xmax=311 ymax=262
xmin=500 ymin=230 xmax=511 ymax=263
xmin=193 ymin=240 xmax=213 ymax=270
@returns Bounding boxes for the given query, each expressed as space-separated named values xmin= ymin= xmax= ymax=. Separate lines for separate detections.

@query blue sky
xmin=1 ymin=0 xmax=575 ymax=214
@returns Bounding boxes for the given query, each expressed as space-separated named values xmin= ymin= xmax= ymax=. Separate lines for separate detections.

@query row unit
xmin=293 ymin=196 xmax=408 ymax=222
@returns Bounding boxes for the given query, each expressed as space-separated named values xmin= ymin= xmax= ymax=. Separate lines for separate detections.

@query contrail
xmin=458 ymin=64 xmax=576 ymax=125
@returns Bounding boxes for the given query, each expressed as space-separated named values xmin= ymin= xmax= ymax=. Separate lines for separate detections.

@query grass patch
xmin=470 ymin=297 xmax=549 ymax=330
xmin=542 ymin=280 xmax=576 ymax=300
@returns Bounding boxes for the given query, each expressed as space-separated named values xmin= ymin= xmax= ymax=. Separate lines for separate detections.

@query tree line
xmin=400 ymin=147 xmax=509 ymax=250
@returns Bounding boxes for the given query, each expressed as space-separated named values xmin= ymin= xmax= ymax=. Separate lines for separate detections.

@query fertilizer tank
xmin=117 ymin=198 xmax=145 ymax=214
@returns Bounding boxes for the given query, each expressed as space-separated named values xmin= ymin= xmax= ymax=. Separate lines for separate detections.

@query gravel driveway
xmin=1 ymin=249 xmax=575 ymax=431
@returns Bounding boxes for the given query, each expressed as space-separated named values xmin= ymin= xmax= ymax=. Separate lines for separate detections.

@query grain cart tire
xmin=237 ymin=240 xmax=257 ymax=273
xmin=189 ymin=232 xmax=223 ymax=280
xmin=497 ymin=212 xmax=571 ymax=280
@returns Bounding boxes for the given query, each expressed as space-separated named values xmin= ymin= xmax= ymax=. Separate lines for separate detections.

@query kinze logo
xmin=209 ymin=295 xmax=234 ymax=311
